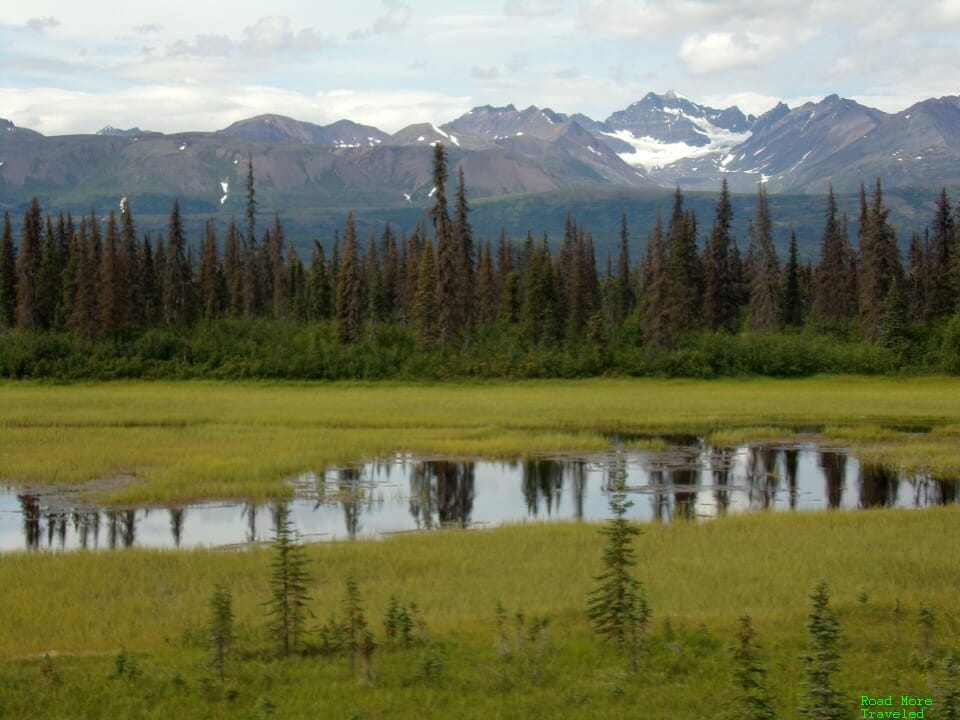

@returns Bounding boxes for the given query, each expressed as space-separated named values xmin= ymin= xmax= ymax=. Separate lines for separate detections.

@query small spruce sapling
xmin=729 ymin=615 xmax=775 ymax=720
xmin=586 ymin=457 xmax=649 ymax=672
xmin=798 ymin=580 xmax=845 ymax=720
xmin=208 ymin=582 xmax=234 ymax=683
xmin=265 ymin=503 xmax=312 ymax=657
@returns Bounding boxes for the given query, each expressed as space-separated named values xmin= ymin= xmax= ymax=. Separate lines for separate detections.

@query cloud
xmin=26 ymin=16 xmax=59 ymax=32
xmin=503 ymin=0 xmax=564 ymax=17
xmin=168 ymin=34 xmax=233 ymax=58
xmin=679 ymin=31 xmax=780 ymax=75
xmin=134 ymin=24 xmax=164 ymax=35
xmin=241 ymin=17 xmax=332 ymax=55
xmin=350 ymin=0 xmax=412 ymax=40
xmin=471 ymin=66 xmax=501 ymax=80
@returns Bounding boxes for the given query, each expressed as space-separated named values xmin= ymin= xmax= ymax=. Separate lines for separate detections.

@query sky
xmin=2 ymin=0 xmax=960 ymax=136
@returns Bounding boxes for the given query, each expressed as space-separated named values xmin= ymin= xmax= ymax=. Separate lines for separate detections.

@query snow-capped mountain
xmin=4 ymin=91 xmax=960 ymax=217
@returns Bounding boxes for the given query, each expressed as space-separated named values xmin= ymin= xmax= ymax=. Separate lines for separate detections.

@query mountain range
xmin=2 ymin=91 xmax=959 ymax=252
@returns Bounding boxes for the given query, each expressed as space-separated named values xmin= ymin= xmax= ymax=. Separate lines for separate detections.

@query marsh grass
xmin=2 ymin=376 xmax=959 ymax=503
xmin=1 ymin=509 xmax=957 ymax=718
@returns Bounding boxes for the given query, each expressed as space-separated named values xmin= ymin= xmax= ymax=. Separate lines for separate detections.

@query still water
xmin=0 ymin=441 xmax=955 ymax=552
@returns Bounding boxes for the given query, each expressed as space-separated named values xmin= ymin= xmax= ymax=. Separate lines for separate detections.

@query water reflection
xmin=0 ymin=441 xmax=956 ymax=552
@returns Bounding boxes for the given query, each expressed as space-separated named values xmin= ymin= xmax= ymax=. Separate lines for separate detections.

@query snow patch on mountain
xmin=604 ymin=109 xmax=751 ymax=171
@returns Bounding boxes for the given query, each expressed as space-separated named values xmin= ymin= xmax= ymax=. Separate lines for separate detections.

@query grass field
xmin=1 ymin=509 xmax=958 ymax=718
xmin=1 ymin=377 xmax=958 ymax=718
xmin=1 ymin=376 xmax=959 ymax=504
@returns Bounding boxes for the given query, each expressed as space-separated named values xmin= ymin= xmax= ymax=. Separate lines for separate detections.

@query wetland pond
xmin=1 ymin=438 xmax=955 ymax=552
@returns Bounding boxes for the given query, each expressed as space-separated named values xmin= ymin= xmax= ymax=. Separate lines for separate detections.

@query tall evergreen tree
xmin=748 ymin=185 xmax=781 ymax=331
xmin=36 ymin=217 xmax=63 ymax=330
xmin=782 ymin=231 xmax=803 ymax=327
xmin=335 ymin=213 xmax=364 ymax=344
xmin=162 ymin=200 xmax=193 ymax=327
xmin=476 ymin=239 xmax=497 ymax=325
xmin=98 ymin=210 xmax=122 ymax=336
xmin=813 ymin=186 xmax=857 ymax=324
xmin=926 ymin=187 xmax=957 ymax=321
xmin=906 ymin=231 xmax=928 ymax=324
xmin=430 ymin=144 xmax=460 ymax=346
xmin=641 ymin=210 xmax=669 ymax=346
xmin=858 ymin=179 xmax=903 ymax=341
xmin=140 ymin=235 xmax=161 ymax=328
xmin=663 ymin=188 xmax=702 ymax=342
xmin=614 ymin=213 xmax=635 ymax=328
xmin=0 ymin=211 xmax=16 ymax=328
xmin=453 ymin=165 xmax=475 ymax=333
xmin=199 ymin=219 xmax=225 ymax=319
xmin=413 ymin=239 xmax=439 ymax=346
xmin=703 ymin=179 xmax=737 ymax=332
xmin=267 ymin=213 xmax=288 ymax=319
xmin=15 ymin=197 xmax=43 ymax=331
xmin=307 ymin=240 xmax=332 ymax=321
xmin=223 ymin=219 xmax=243 ymax=317
xmin=120 ymin=198 xmax=141 ymax=329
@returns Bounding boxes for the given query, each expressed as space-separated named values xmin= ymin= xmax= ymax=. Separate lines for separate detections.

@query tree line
xmin=1 ymin=144 xmax=958 ymax=359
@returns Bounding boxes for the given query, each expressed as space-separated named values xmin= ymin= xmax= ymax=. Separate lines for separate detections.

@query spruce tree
xmin=748 ymin=185 xmax=781 ymax=331
xmin=453 ymin=165 xmax=475 ymax=333
xmin=0 ymin=211 xmax=16 ymax=327
xmin=15 ymin=197 xmax=43 ymax=331
xmin=783 ymin=230 xmax=803 ymax=326
xmin=199 ymin=219 xmax=224 ymax=319
xmin=120 ymin=197 xmax=141 ymax=329
xmin=729 ymin=615 xmax=775 ymax=720
xmin=98 ymin=210 xmax=121 ymax=336
xmin=927 ymin=187 xmax=956 ymax=321
xmin=431 ymin=143 xmax=460 ymax=346
xmin=813 ymin=186 xmax=857 ymax=324
xmin=642 ymin=210 xmax=669 ymax=346
xmin=36 ymin=217 xmax=63 ymax=330
xmin=413 ymin=239 xmax=439 ymax=347
xmin=858 ymin=179 xmax=903 ymax=341
xmin=266 ymin=503 xmax=312 ymax=657
xmin=614 ymin=213 xmax=634 ymax=327
xmin=307 ymin=240 xmax=332 ymax=321
xmin=587 ymin=456 xmax=649 ymax=672
xmin=663 ymin=188 xmax=702 ymax=341
xmin=223 ymin=219 xmax=243 ymax=317
xmin=162 ymin=200 xmax=193 ymax=327
xmin=799 ymin=581 xmax=845 ymax=720
xmin=703 ymin=178 xmax=737 ymax=332
xmin=335 ymin=213 xmax=364 ymax=344
xmin=208 ymin=582 xmax=234 ymax=683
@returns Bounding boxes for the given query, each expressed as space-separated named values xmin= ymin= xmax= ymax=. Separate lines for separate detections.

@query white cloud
xmin=350 ymin=0 xmax=412 ymax=39
xmin=241 ymin=17 xmax=332 ymax=55
xmin=168 ymin=34 xmax=233 ymax=58
xmin=679 ymin=31 xmax=780 ymax=75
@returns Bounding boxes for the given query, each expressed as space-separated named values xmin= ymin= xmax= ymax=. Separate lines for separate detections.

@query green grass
xmin=1 ymin=376 xmax=959 ymax=503
xmin=1 ymin=509 xmax=958 ymax=718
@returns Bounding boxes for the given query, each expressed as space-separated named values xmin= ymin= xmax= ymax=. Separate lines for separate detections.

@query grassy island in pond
xmin=0 ymin=376 xmax=959 ymax=504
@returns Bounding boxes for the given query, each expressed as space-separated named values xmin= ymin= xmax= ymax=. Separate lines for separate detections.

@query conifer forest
xmin=2 ymin=143 xmax=959 ymax=380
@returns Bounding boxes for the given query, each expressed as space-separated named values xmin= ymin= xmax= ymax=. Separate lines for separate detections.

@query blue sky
xmin=2 ymin=0 xmax=960 ymax=135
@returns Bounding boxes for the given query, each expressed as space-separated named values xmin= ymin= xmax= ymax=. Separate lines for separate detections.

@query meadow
xmin=1 ymin=376 xmax=959 ymax=504
xmin=1 ymin=376 xmax=959 ymax=718
xmin=1 ymin=510 xmax=959 ymax=718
